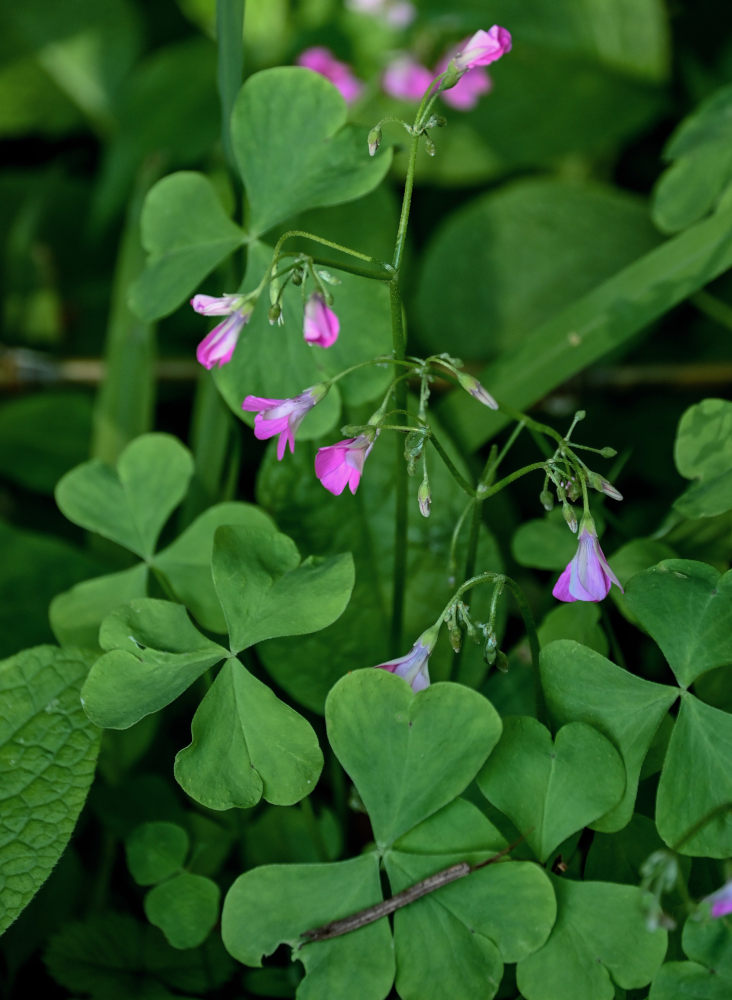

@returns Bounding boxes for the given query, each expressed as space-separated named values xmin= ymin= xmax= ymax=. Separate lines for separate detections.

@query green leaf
xmin=540 ymin=640 xmax=677 ymax=832
xmin=438 ymin=206 xmax=732 ymax=453
xmin=585 ymin=813 xmax=687 ymax=886
xmin=82 ymin=599 xmax=228 ymax=729
xmin=50 ymin=564 xmax=148 ymax=650
xmin=0 ymin=646 xmax=100 ymax=934
xmin=656 ymin=692 xmax=732 ymax=858
xmin=174 ymin=658 xmax=323 ymax=810
xmin=607 ymin=538 xmax=677 ymax=622
xmin=154 ymin=501 xmax=277 ymax=634
xmin=683 ymin=914 xmax=732 ymax=979
xmin=222 ymin=854 xmax=395 ymax=1000
xmin=144 ymin=873 xmax=220 ymax=950
xmin=623 ymin=560 xmax=732 ymax=688
xmin=231 ymin=67 xmax=391 ymax=236
xmin=512 ymin=511 xmax=579 ymax=570
xmin=126 ymin=822 xmax=189 ymax=886
xmin=212 ymin=524 xmax=354 ymax=653
xmin=536 ymin=602 xmax=608 ymax=658
xmin=128 ymin=172 xmax=245 ymax=322
xmin=649 ymin=915 xmax=732 ymax=999
xmin=477 ymin=717 xmax=625 ymax=862
xmin=56 ymin=433 xmax=194 ymax=559
xmin=244 ymin=804 xmax=343 ymax=867
xmin=416 ymin=178 xmax=661 ymax=362
xmin=326 ymin=669 xmax=502 ymax=847
xmin=516 ymin=877 xmax=667 ymax=1000
xmin=673 ymin=399 xmax=732 ymax=518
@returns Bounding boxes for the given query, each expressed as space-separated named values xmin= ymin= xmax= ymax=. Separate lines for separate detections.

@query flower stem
xmin=390 ymin=280 xmax=408 ymax=649
xmin=428 ymin=432 xmax=476 ymax=497
xmin=273 ymin=229 xmax=390 ymax=271
xmin=448 ymin=498 xmax=482 ymax=681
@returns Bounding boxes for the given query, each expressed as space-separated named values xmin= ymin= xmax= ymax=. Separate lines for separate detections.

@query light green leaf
xmin=517 ymin=877 xmax=667 ymax=1000
xmin=656 ymin=692 xmax=732 ymax=858
xmin=649 ymin=961 xmax=732 ymax=1000
xmin=174 ymin=658 xmax=323 ymax=810
xmin=212 ymin=524 xmax=354 ymax=653
xmin=144 ymin=873 xmax=220 ymax=950
xmin=128 ymin=171 xmax=245 ymax=322
xmin=540 ymin=640 xmax=677 ymax=832
xmin=154 ymin=502 xmax=277 ymax=634
xmin=607 ymin=538 xmax=677 ymax=622
xmin=231 ymin=67 xmax=391 ymax=236
xmin=82 ymin=599 xmax=228 ymax=729
xmin=222 ymin=854 xmax=394 ymax=1000
xmin=537 ymin=602 xmax=609 ymax=658
xmin=50 ymin=564 xmax=148 ymax=650
xmin=125 ymin=822 xmax=189 ymax=886
xmin=55 ymin=433 xmax=194 ymax=559
xmin=623 ymin=560 xmax=732 ymax=687
xmin=512 ymin=511 xmax=579 ymax=570
xmin=683 ymin=914 xmax=732 ymax=979
xmin=477 ymin=717 xmax=625 ymax=862
xmin=673 ymin=399 xmax=732 ymax=518
xmin=0 ymin=646 xmax=100 ymax=934
xmin=326 ymin=669 xmax=502 ymax=847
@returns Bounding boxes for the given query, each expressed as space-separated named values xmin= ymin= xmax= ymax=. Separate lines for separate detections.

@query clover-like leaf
xmin=174 ymin=658 xmax=323 ymax=810
xmin=212 ymin=524 xmax=354 ymax=653
xmin=144 ymin=872 xmax=220 ymax=950
xmin=326 ymin=669 xmax=502 ymax=847
xmin=624 ymin=560 xmax=732 ymax=687
xmin=477 ymin=717 xmax=626 ymax=862
xmin=656 ymin=692 xmax=732 ymax=858
xmin=128 ymin=171 xmax=245 ymax=321
xmin=673 ymin=399 xmax=732 ymax=518
xmin=55 ymin=433 xmax=194 ymax=559
xmin=81 ymin=599 xmax=228 ymax=729
xmin=0 ymin=646 xmax=100 ymax=934
xmin=125 ymin=821 xmax=189 ymax=886
xmin=231 ymin=67 xmax=391 ymax=236
xmin=649 ymin=912 xmax=732 ymax=999
xmin=222 ymin=854 xmax=394 ymax=1000
xmin=540 ymin=640 xmax=677 ymax=832
xmin=50 ymin=564 xmax=149 ymax=650
xmin=516 ymin=876 xmax=668 ymax=1000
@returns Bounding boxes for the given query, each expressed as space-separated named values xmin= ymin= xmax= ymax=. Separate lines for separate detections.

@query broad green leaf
xmin=244 ymin=805 xmax=343 ymax=868
xmin=656 ymin=692 xmax=732 ymax=858
xmin=673 ymin=399 xmax=732 ymax=518
xmin=517 ymin=877 xmax=667 ymax=1000
xmin=56 ymin=433 xmax=194 ymax=559
xmin=126 ymin=822 xmax=189 ymax=886
xmin=608 ymin=538 xmax=677 ymax=622
xmin=213 ymin=241 xmax=391 ymax=438
xmin=50 ymin=564 xmax=148 ymax=650
xmin=512 ymin=512 xmax=579 ymax=570
xmin=231 ymin=67 xmax=391 ymax=236
xmin=653 ymin=85 xmax=732 ymax=233
xmin=585 ymin=813 xmax=687 ymax=886
xmin=649 ymin=915 xmax=732 ymax=999
xmin=536 ymin=602 xmax=608 ymax=658
xmin=683 ymin=914 xmax=732 ymax=979
xmin=416 ymin=179 xmax=660 ymax=361
xmin=82 ymin=599 xmax=228 ymax=729
xmin=0 ymin=646 xmax=100 ymax=934
xmin=477 ymin=717 xmax=625 ymax=862
xmin=540 ymin=641 xmax=677 ymax=831
xmin=438 ymin=206 xmax=732 ymax=453
xmin=44 ymin=911 xmax=234 ymax=997
xmin=326 ymin=670 xmax=501 ymax=847
xmin=144 ymin=873 xmax=220 ymax=950
xmin=623 ymin=560 xmax=732 ymax=687
xmin=154 ymin=501 xmax=277 ymax=633
xmin=128 ymin=171 xmax=245 ymax=322
xmin=212 ymin=525 xmax=354 ymax=653
xmin=222 ymin=854 xmax=394 ymax=1000
xmin=174 ymin=658 xmax=323 ymax=810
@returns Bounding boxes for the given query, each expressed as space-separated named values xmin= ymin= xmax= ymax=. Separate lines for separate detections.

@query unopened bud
xmin=368 ymin=126 xmax=382 ymax=157
xmin=565 ymin=477 xmax=581 ymax=502
xmin=423 ymin=114 xmax=447 ymax=129
xmin=424 ymin=136 xmax=436 ymax=157
xmin=457 ymin=371 xmax=498 ymax=410
xmin=600 ymin=446 xmax=617 ymax=458
xmin=317 ymin=269 xmax=340 ymax=286
xmin=562 ymin=502 xmax=578 ymax=533
xmin=268 ymin=303 xmax=282 ymax=325
xmin=417 ymin=478 xmax=431 ymax=518
xmin=588 ymin=471 xmax=623 ymax=501
xmin=539 ymin=489 xmax=554 ymax=511
xmin=495 ymin=651 xmax=509 ymax=674
xmin=290 ymin=269 xmax=303 ymax=286
xmin=483 ymin=631 xmax=498 ymax=666
xmin=574 ymin=409 xmax=586 ymax=422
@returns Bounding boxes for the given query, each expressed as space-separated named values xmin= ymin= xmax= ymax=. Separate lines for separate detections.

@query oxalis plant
xmin=2 ymin=4 xmax=732 ymax=1000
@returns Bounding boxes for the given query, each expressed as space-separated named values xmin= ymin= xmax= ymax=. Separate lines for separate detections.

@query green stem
xmin=448 ymin=498 xmax=481 ymax=681
xmin=216 ymin=0 xmax=245 ymax=171
xmin=273 ymin=229 xmax=390 ymax=270
xmin=482 ymin=462 xmax=548 ymax=497
xmin=392 ymin=135 xmax=419 ymax=272
xmin=179 ymin=373 xmax=238 ymax=526
xmin=390 ymin=280 xmax=408 ymax=649
xmin=692 ymin=290 xmax=732 ymax=332
xmin=428 ymin=433 xmax=476 ymax=497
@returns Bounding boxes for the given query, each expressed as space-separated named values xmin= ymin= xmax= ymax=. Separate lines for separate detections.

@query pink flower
xmin=553 ymin=522 xmax=623 ymax=603
xmin=304 ymin=292 xmax=340 ymax=348
xmin=315 ymin=432 xmax=377 ymax=495
xmin=195 ymin=311 xmax=250 ymax=369
xmin=383 ymin=56 xmax=433 ymax=102
xmin=242 ymin=385 xmax=327 ymax=460
xmin=453 ymin=26 xmax=512 ymax=72
xmin=373 ymin=634 xmax=435 ymax=692
xmin=703 ymin=880 xmax=732 ymax=918
xmin=190 ymin=293 xmax=243 ymax=316
xmin=296 ymin=47 xmax=363 ymax=103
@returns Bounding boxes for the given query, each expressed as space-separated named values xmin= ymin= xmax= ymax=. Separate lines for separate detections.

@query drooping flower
xmin=296 ymin=47 xmax=363 ymax=103
xmin=372 ymin=627 xmax=438 ymax=692
xmin=702 ymin=880 xmax=732 ymax=918
xmin=315 ymin=432 xmax=378 ymax=495
xmin=382 ymin=55 xmax=433 ymax=102
xmin=553 ymin=521 xmax=623 ymax=603
xmin=453 ymin=26 xmax=512 ymax=72
xmin=304 ymin=292 xmax=340 ymax=348
xmin=193 ymin=293 xmax=252 ymax=370
xmin=191 ymin=293 xmax=243 ymax=316
xmin=242 ymin=385 xmax=327 ymax=460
